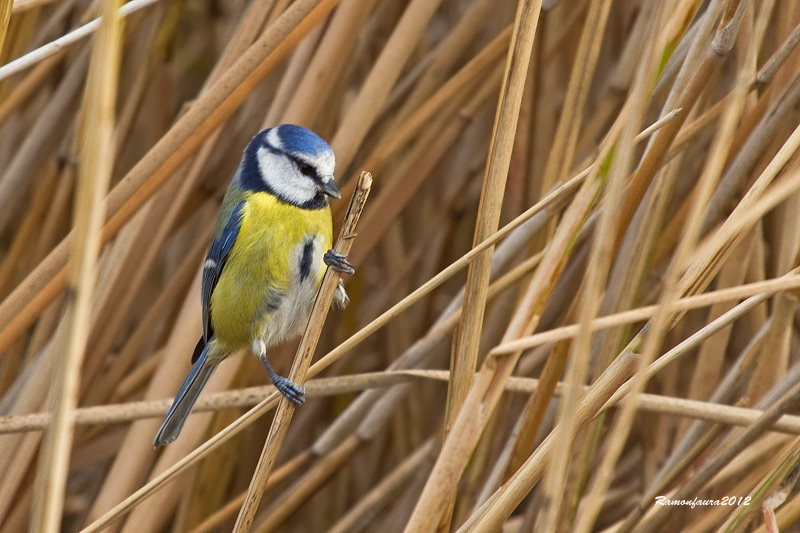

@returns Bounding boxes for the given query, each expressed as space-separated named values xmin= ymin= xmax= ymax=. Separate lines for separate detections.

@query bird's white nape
xmin=256 ymin=145 xmax=319 ymax=206
xmin=266 ymin=128 xmax=283 ymax=150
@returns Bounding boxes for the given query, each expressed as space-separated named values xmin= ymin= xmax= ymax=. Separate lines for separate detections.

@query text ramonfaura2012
xmin=654 ymin=496 xmax=751 ymax=509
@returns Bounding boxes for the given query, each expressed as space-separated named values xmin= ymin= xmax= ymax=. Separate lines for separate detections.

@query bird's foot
xmin=271 ymin=375 xmax=306 ymax=404
xmin=324 ymin=249 xmax=355 ymax=275
xmin=253 ymin=339 xmax=306 ymax=404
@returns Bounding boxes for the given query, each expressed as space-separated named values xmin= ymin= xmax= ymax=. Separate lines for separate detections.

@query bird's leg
xmin=324 ymin=249 xmax=355 ymax=275
xmin=251 ymin=339 xmax=305 ymax=404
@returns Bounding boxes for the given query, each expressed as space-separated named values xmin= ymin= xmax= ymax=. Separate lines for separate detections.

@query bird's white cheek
xmin=256 ymin=146 xmax=318 ymax=205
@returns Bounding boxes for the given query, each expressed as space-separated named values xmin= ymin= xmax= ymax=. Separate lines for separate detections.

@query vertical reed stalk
xmin=29 ymin=0 xmax=122 ymax=531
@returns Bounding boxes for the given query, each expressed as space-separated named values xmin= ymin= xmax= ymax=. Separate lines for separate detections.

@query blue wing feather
xmin=201 ymin=201 xmax=245 ymax=342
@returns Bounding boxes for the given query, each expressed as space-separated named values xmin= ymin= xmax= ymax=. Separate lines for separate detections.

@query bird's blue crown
xmin=273 ymin=124 xmax=332 ymax=159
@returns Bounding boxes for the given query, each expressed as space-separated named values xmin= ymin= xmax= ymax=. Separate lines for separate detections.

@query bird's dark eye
xmin=296 ymin=160 xmax=317 ymax=179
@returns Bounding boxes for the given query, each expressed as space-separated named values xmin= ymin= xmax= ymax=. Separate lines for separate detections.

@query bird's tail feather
xmin=153 ymin=340 xmax=216 ymax=447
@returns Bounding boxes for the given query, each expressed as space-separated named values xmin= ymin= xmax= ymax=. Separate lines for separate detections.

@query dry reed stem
xmin=405 ymin=94 xmax=662 ymax=530
xmin=412 ymin=119 xmax=616 ymax=529
xmin=636 ymin=367 xmax=800 ymax=533
xmin=755 ymin=17 xmax=800 ymax=86
xmin=429 ymin=6 xmax=787 ymax=526
xmin=190 ymin=450 xmax=312 ymax=533
xmin=575 ymin=6 xmax=751 ymax=528
xmin=617 ymin=353 xmax=778 ymax=525
xmin=609 ymin=308 xmax=788 ymax=520
xmin=680 ymin=232 xmax=753 ymax=423
xmin=253 ymin=435 xmax=361 ymax=532
xmin=328 ymin=439 xmax=435 ymax=533
xmin=539 ymin=0 xmax=610 ymax=196
xmin=233 ymin=173 xmax=372 ymax=531
xmin=495 ymin=271 xmax=800 ymax=354
xmin=460 ymin=350 xmax=639 ymax=532
xmin=329 ymin=0 xmax=445 ymax=172
xmin=541 ymin=3 xmax=650 ymax=528
xmin=281 ymin=0 xmax=375 ymax=127
xmin=0 ymin=0 xmax=13 ymax=66
xmin=10 ymin=0 xmax=60 ymax=15
xmin=444 ymin=0 xmax=541 ymax=459
xmin=263 ymin=21 xmax=324 ymax=126
xmin=29 ymin=1 xmax=121 ymax=530
xmin=0 ymin=46 xmax=88 ymax=234
xmin=11 ymin=366 xmax=800 ymax=436
xmin=720 ymin=435 xmax=800 ymax=531
xmin=83 ymin=229 xmax=209 ymax=408
xmin=0 ymin=0 xmax=159 ymax=82
xmin=613 ymin=51 xmax=714 ymax=250
xmin=335 ymin=24 xmax=512 ymax=221
xmin=0 ymin=53 xmax=63 ymax=140
xmin=608 ymin=43 xmax=800 ymax=528
xmin=0 ymin=161 xmax=57 ymax=298
xmin=294 ymin=248 xmax=546 ymax=458
xmin=350 ymin=68 xmax=503 ymax=265
xmin=392 ymin=0 xmax=496 ymax=124
xmin=85 ymin=267 xmax=205 ymax=521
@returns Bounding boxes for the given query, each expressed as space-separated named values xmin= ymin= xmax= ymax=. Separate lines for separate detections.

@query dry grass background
xmin=3 ymin=0 xmax=800 ymax=531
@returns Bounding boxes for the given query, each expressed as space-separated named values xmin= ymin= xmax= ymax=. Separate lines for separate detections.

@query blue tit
xmin=154 ymin=124 xmax=353 ymax=447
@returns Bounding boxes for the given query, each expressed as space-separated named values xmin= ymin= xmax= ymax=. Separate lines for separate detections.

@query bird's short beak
xmin=320 ymin=176 xmax=341 ymax=199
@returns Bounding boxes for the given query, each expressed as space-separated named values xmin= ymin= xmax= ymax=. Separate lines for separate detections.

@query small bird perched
xmin=154 ymin=125 xmax=353 ymax=447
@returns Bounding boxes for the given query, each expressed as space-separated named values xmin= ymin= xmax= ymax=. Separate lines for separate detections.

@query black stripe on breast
xmin=299 ymin=238 xmax=314 ymax=282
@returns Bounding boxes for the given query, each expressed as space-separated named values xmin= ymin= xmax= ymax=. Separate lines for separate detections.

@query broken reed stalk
xmin=29 ymin=2 xmax=122 ymax=531
xmin=232 ymin=172 xmax=372 ymax=531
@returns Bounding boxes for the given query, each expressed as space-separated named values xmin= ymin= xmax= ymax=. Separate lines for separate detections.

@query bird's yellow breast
xmin=210 ymin=192 xmax=332 ymax=351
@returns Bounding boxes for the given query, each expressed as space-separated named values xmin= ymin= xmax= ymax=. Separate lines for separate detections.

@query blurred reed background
xmin=2 ymin=0 xmax=800 ymax=531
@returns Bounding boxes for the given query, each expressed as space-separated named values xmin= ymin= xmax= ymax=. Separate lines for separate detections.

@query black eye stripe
xmin=259 ymin=141 xmax=319 ymax=179
xmin=296 ymin=160 xmax=317 ymax=179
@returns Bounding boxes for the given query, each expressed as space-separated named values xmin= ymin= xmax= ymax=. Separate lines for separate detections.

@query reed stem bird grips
xmin=233 ymin=172 xmax=372 ymax=532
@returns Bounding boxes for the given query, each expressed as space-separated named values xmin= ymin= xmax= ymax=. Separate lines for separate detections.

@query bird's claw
xmin=271 ymin=375 xmax=306 ymax=405
xmin=254 ymin=339 xmax=305 ymax=404
xmin=324 ymin=249 xmax=355 ymax=275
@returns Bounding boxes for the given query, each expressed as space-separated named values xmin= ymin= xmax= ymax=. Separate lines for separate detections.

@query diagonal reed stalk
xmin=233 ymin=172 xmax=372 ymax=530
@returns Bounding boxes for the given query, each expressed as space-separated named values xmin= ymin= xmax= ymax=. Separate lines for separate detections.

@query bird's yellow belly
xmin=209 ymin=192 xmax=332 ymax=354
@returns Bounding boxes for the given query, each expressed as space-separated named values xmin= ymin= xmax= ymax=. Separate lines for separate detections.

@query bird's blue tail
xmin=153 ymin=340 xmax=216 ymax=447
